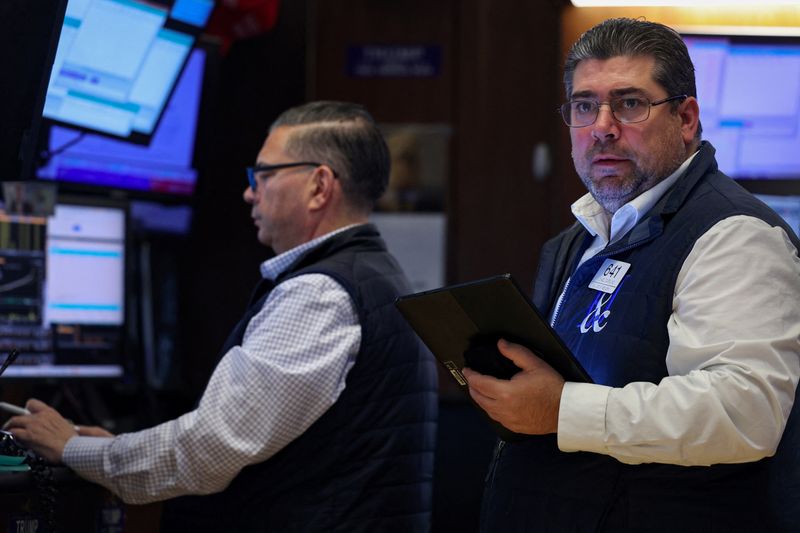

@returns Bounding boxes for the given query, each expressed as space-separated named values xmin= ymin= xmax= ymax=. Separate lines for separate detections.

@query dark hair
xmin=270 ymin=101 xmax=390 ymax=212
xmin=564 ymin=18 xmax=702 ymax=139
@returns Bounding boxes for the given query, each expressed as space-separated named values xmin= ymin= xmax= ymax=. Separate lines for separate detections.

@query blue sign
xmin=347 ymin=45 xmax=442 ymax=78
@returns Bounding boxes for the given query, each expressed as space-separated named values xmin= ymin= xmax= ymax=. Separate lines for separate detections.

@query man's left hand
xmin=462 ymin=339 xmax=566 ymax=434
xmin=5 ymin=399 xmax=78 ymax=463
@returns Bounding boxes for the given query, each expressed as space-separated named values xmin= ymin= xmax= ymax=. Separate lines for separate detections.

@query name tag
xmin=588 ymin=259 xmax=631 ymax=294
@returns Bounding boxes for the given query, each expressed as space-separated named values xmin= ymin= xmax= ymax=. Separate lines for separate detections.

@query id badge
xmin=588 ymin=258 xmax=631 ymax=294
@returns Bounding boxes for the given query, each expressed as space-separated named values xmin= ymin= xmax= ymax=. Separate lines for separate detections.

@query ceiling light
xmin=571 ymin=0 xmax=798 ymax=6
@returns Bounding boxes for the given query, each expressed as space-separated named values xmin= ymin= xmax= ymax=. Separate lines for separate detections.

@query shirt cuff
xmin=557 ymin=382 xmax=612 ymax=454
xmin=63 ymin=436 xmax=114 ymax=486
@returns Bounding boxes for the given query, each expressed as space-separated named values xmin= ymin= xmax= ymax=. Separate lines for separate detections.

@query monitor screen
xmin=37 ymin=46 xmax=207 ymax=198
xmin=756 ymin=194 xmax=800 ymax=238
xmin=42 ymin=0 xmax=212 ymax=143
xmin=682 ymin=32 xmax=800 ymax=180
xmin=0 ymin=198 xmax=127 ymax=378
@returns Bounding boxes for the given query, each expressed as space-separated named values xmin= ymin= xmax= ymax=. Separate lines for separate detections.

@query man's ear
xmin=308 ymin=165 xmax=338 ymax=211
xmin=679 ymin=96 xmax=700 ymax=145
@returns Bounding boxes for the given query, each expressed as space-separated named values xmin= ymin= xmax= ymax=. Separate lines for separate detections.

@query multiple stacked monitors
xmin=43 ymin=0 xmax=212 ymax=143
xmin=38 ymin=46 xmax=207 ymax=197
xmin=13 ymin=1 xmax=215 ymax=380
xmin=0 ymin=199 xmax=127 ymax=378
xmin=682 ymin=32 xmax=800 ymax=180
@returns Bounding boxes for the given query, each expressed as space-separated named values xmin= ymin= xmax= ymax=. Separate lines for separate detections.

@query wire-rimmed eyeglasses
xmin=245 ymin=162 xmax=326 ymax=192
xmin=558 ymin=94 xmax=688 ymax=128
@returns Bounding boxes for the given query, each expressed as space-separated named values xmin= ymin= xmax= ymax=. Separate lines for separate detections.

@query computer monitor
xmin=37 ymin=45 xmax=209 ymax=199
xmin=0 ymin=196 xmax=128 ymax=379
xmin=755 ymin=194 xmax=800 ymax=238
xmin=682 ymin=31 xmax=800 ymax=180
xmin=42 ymin=0 xmax=213 ymax=144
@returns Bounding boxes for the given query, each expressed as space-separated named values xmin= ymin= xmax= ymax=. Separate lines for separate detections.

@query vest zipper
xmin=484 ymin=439 xmax=506 ymax=486
xmin=550 ymin=238 xmax=647 ymax=328
xmin=550 ymin=276 xmax=572 ymax=327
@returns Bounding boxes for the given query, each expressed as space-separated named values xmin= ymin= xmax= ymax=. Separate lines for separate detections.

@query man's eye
xmin=618 ymin=98 xmax=643 ymax=110
xmin=574 ymin=101 xmax=595 ymax=114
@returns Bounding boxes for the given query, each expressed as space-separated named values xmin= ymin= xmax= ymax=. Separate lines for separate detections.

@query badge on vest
xmin=588 ymin=259 xmax=631 ymax=294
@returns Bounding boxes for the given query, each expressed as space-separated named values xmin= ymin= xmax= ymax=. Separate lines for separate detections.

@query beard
xmin=573 ymin=126 xmax=688 ymax=214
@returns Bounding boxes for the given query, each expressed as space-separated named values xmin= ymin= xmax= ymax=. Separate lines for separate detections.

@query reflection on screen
xmin=0 ymin=201 xmax=126 ymax=378
xmin=684 ymin=34 xmax=800 ymax=179
xmin=42 ymin=0 xmax=205 ymax=140
xmin=38 ymin=48 xmax=205 ymax=197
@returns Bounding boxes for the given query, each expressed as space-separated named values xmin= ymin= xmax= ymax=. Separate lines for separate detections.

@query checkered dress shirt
xmin=63 ymin=227 xmax=361 ymax=503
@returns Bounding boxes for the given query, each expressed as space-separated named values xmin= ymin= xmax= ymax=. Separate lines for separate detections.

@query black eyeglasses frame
xmin=245 ymin=162 xmax=327 ymax=191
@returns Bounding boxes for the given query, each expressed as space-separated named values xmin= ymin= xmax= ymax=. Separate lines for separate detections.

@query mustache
xmin=586 ymin=143 xmax=630 ymax=160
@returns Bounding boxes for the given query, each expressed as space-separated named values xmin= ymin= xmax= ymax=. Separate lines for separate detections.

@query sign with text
xmin=347 ymin=45 xmax=441 ymax=78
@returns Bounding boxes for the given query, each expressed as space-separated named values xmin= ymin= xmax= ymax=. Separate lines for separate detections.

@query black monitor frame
xmin=0 ymin=0 xmax=67 ymax=182
xmin=41 ymin=0 xmax=211 ymax=147
xmin=35 ymin=38 xmax=220 ymax=205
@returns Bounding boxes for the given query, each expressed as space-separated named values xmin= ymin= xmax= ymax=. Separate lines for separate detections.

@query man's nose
xmin=591 ymin=104 xmax=620 ymax=142
xmin=243 ymin=185 xmax=257 ymax=204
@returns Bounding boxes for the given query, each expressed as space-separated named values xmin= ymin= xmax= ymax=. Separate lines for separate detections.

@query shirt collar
xmin=571 ymin=150 xmax=699 ymax=246
xmin=259 ymin=224 xmax=361 ymax=281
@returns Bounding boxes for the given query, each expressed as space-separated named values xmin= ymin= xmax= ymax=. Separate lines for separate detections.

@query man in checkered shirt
xmin=9 ymin=101 xmax=439 ymax=532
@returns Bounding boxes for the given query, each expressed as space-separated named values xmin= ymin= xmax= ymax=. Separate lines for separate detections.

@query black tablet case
xmin=395 ymin=273 xmax=592 ymax=440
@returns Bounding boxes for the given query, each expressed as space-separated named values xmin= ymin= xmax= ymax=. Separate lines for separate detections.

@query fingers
xmin=461 ymin=367 xmax=500 ymax=399
xmin=462 ymin=340 xmax=566 ymax=435
xmin=462 ymin=339 xmax=545 ymax=395
xmin=496 ymin=339 xmax=542 ymax=371
xmin=4 ymin=408 xmax=76 ymax=464
xmin=25 ymin=398 xmax=50 ymax=414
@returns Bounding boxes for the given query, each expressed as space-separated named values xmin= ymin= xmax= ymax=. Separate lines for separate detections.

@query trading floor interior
xmin=1 ymin=0 xmax=799 ymax=531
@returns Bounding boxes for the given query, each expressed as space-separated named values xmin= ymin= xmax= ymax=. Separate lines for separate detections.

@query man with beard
xmin=7 ymin=101 xmax=438 ymax=532
xmin=464 ymin=18 xmax=800 ymax=532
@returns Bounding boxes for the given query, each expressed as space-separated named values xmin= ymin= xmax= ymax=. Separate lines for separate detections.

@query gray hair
xmin=270 ymin=101 xmax=390 ymax=212
xmin=564 ymin=18 xmax=702 ymax=139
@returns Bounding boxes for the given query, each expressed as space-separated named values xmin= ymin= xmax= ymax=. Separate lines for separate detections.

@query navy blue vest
xmin=162 ymin=224 xmax=438 ymax=532
xmin=482 ymin=143 xmax=800 ymax=532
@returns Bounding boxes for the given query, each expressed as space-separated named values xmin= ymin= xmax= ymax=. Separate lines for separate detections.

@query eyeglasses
xmin=559 ymin=94 xmax=688 ymax=128
xmin=245 ymin=162 xmax=324 ymax=192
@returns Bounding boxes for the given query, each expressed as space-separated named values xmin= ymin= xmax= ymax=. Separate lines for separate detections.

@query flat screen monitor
xmin=0 ymin=197 xmax=128 ymax=379
xmin=755 ymin=194 xmax=800 ymax=238
xmin=42 ymin=0 xmax=213 ymax=144
xmin=37 ymin=46 xmax=207 ymax=198
xmin=682 ymin=31 xmax=800 ymax=180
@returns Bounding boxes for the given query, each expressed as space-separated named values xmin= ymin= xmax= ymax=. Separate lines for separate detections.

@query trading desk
xmin=0 ymin=467 xmax=159 ymax=532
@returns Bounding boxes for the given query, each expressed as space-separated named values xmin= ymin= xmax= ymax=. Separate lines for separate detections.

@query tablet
xmin=395 ymin=273 xmax=592 ymax=440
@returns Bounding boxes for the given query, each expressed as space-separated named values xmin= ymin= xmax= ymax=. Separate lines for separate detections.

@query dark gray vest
xmin=163 ymin=224 xmax=438 ymax=532
xmin=482 ymin=143 xmax=800 ymax=532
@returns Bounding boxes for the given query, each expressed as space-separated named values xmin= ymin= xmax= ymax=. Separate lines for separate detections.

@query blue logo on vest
xmin=579 ymin=279 xmax=626 ymax=334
